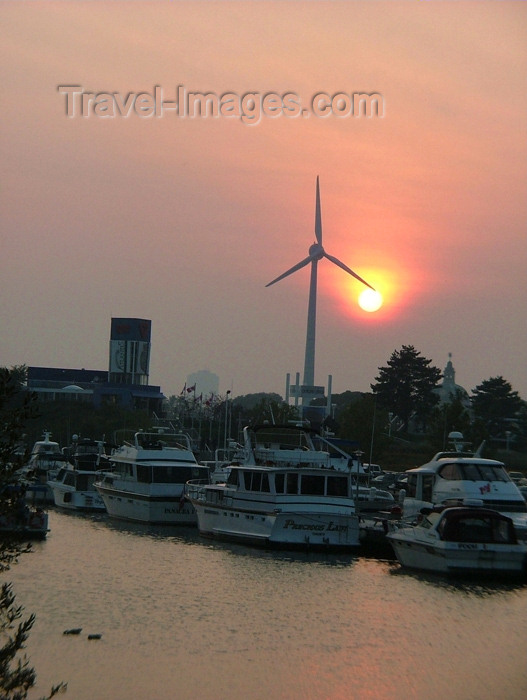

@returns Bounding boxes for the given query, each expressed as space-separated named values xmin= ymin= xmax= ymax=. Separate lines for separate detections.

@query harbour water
xmin=7 ymin=510 xmax=527 ymax=700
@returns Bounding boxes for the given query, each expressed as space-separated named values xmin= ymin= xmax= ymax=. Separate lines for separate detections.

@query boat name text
xmin=283 ymin=519 xmax=348 ymax=532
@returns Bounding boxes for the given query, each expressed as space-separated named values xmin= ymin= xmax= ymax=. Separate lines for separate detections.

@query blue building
xmin=26 ymin=318 xmax=165 ymax=413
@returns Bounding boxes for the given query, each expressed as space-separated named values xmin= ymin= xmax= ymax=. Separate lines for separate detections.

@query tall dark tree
xmin=371 ymin=345 xmax=442 ymax=433
xmin=0 ymin=368 xmax=65 ymax=699
xmin=471 ymin=376 xmax=523 ymax=445
xmin=471 ymin=376 xmax=522 ymax=423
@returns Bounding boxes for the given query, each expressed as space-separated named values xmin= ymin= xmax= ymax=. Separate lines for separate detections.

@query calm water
xmin=7 ymin=510 xmax=527 ymax=700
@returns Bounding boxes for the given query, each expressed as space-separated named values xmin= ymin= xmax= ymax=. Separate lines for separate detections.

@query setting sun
xmin=358 ymin=288 xmax=383 ymax=312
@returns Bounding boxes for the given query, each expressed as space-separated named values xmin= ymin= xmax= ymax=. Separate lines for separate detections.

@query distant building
xmin=436 ymin=354 xmax=470 ymax=406
xmin=186 ymin=369 xmax=219 ymax=398
xmin=26 ymin=318 xmax=164 ymax=413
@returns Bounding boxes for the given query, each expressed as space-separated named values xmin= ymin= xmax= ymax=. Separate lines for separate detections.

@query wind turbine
xmin=266 ymin=177 xmax=375 ymax=400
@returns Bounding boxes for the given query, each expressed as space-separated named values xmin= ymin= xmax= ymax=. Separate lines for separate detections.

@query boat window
xmin=227 ymin=469 xmax=238 ymax=486
xmin=275 ymin=473 xmax=285 ymax=493
xmin=442 ymin=514 xmax=515 ymax=543
xmin=64 ymin=473 xmax=75 ymax=487
xmin=248 ymin=472 xmax=262 ymax=491
xmin=421 ymin=512 xmax=440 ymax=530
xmin=452 ymin=516 xmax=493 ymax=543
xmin=152 ymin=466 xmax=209 ymax=483
xmin=439 ymin=463 xmax=462 ymax=480
xmin=459 ymin=464 xmax=508 ymax=482
xmin=422 ymin=475 xmax=434 ymax=502
xmin=478 ymin=465 xmax=508 ymax=482
xmin=327 ymin=476 xmax=348 ymax=497
xmin=56 ymin=468 xmax=67 ymax=482
xmin=286 ymin=473 xmax=298 ymax=494
xmin=76 ymin=475 xmax=90 ymax=491
xmin=137 ymin=465 xmax=152 ymax=483
xmin=406 ymin=474 xmax=417 ymax=498
xmin=461 ymin=464 xmax=481 ymax=481
xmin=300 ymin=475 xmax=325 ymax=495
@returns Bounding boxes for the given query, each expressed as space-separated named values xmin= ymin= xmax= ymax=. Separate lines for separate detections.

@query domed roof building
xmin=436 ymin=353 xmax=470 ymax=406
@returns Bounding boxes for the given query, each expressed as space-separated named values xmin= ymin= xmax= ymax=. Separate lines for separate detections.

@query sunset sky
xmin=2 ymin=2 xmax=526 ymax=401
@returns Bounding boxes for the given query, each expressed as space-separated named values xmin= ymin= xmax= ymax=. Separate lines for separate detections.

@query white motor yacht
xmin=208 ymin=424 xmax=395 ymax=515
xmin=185 ymin=423 xmax=385 ymax=550
xmin=94 ymin=428 xmax=209 ymax=524
xmin=399 ymin=432 xmax=527 ymax=540
xmin=18 ymin=432 xmax=69 ymax=504
xmin=387 ymin=503 xmax=527 ymax=577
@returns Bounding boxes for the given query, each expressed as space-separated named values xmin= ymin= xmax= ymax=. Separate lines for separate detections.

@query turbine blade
xmin=265 ymin=255 xmax=313 ymax=287
xmin=324 ymin=252 xmax=375 ymax=290
xmin=315 ymin=176 xmax=322 ymax=245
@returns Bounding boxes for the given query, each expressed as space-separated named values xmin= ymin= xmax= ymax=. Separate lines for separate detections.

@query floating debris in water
xmin=87 ymin=634 xmax=102 ymax=640
xmin=63 ymin=628 xmax=82 ymax=635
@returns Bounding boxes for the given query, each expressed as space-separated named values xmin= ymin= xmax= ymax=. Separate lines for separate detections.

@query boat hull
xmin=191 ymin=500 xmax=360 ymax=550
xmin=388 ymin=534 xmax=527 ymax=576
xmin=0 ymin=511 xmax=49 ymax=540
xmin=96 ymin=483 xmax=197 ymax=524
xmin=50 ymin=485 xmax=106 ymax=511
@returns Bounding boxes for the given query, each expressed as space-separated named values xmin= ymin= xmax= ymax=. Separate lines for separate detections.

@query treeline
xmin=5 ymin=345 xmax=527 ymax=469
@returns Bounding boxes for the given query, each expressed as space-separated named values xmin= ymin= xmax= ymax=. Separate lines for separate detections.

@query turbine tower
xmin=266 ymin=177 xmax=374 ymax=403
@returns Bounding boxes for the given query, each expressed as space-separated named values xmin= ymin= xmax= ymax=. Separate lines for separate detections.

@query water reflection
xmin=12 ymin=509 xmax=527 ymax=700
xmin=389 ymin=563 xmax=527 ymax=595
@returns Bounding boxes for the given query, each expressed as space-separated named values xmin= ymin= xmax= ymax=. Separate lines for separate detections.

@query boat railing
xmin=185 ymin=479 xmax=209 ymax=501
xmin=185 ymin=479 xmax=234 ymax=507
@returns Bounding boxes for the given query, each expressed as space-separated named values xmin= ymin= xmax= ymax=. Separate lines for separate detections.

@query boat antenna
xmin=473 ymin=440 xmax=486 ymax=457
xmin=368 ymin=400 xmax=376 ymax=483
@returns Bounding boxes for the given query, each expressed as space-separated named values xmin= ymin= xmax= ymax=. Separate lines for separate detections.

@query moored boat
xmin=48 ymin=464 xmax=106 ymax=511
xmin=0 ymin=483 xmax=48 ymax=539
xmin=48 ymin=437 xmax=109 ymax=511
xmin=399 ymin=432 xmax=527 ymax=540
xmin=17 ymin=432 xmax=69 ymax=504
xmin=94 ymin=428 xmax=209 ymax=524
xmin=387 ymin=503 xmax=527 ymax=577
xmin=185 ymin=423 xmax=368 ymax=550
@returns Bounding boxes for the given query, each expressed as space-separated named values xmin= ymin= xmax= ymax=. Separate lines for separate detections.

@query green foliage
xmin=232 ymin=393 xmax=283 ymax=411
xmin=336 ymin=393 xmax=390 ymax=462
xmin=235 ymin=397 xmax=299 ymax=426
xmin=0 ymin=368 xmax=66 ymax=699
xmin=471 ymin=376 xmax=525 ymax=450
xmin=425 ymin=390 xmax=473 ymax=452
xmin=371 ymin=345 xmax=442 ymax=432
xmin=19 ymin=401 xmax=153 ymax=450
xmin=471 ymin=376 xmax=523 ymax=423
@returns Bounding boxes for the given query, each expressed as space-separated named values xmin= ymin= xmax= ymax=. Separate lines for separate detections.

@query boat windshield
xmin=438 ymin=462 xmax=509 ymax=482
xmin=420 ymin=512 xmax=441 ymax=530
xmin=437 ymin=512 xmax=516 ymax=544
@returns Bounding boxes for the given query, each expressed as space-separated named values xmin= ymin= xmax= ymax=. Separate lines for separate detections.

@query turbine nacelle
xmin=309 ymin=242 xmax=324 ymax=260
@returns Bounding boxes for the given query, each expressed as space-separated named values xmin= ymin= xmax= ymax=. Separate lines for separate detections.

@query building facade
xmin=26 ymin=318 xmax=164 ymax=413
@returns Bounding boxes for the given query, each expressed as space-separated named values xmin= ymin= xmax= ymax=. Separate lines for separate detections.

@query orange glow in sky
xmin=1 ymin=2 xmax=526 ymax=399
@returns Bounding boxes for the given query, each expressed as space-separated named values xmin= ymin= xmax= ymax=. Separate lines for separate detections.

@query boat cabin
xmin=54 ymin=467 xmax=99 ymax=492
xmin=422 ymin=507 xmax=519 ymax=545
xmin=402 ymin=453 xmax=527 ymax=516
xmin=244 ymin=424 xmax=356 ymax=472
xmin=225 ymin=466 xmax=351 ymax=497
